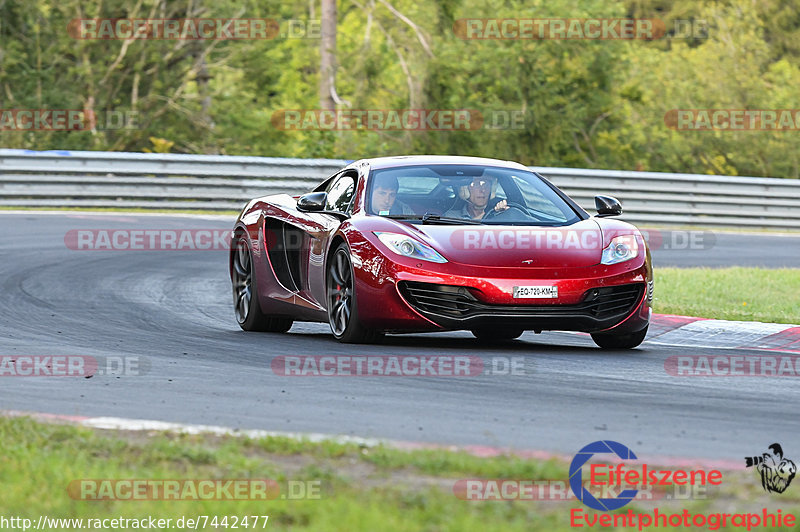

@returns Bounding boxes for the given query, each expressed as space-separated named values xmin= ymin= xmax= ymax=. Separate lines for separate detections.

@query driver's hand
xmin=494 ymin=199 xmax=509 ymax=211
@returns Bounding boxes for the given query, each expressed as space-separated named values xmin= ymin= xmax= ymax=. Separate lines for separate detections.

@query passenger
xmin=445 ymin=176 xmax=508 ymax=220
xmin=371 ymin=174 xmax=414 ymax=215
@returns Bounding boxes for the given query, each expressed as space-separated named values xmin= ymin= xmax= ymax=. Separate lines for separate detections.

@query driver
xmin=371 ymin=174 xmax=414 ymax=215
xmin=444 ymin=176 xmax=508 ymax=220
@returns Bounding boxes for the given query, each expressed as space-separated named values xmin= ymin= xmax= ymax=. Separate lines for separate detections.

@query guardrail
xmin=1 ymin=149 xmax=799 ymax=229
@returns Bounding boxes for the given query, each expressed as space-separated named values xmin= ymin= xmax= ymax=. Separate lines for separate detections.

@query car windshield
xmin=366 ymin=164 xmax=584 ymax=226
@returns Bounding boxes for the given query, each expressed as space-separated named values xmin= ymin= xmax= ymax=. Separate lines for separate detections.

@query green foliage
xmin=654 ymin=267 xmax=800 ymax=324
xmin=0 ymin=0 xmax=798 ymax=177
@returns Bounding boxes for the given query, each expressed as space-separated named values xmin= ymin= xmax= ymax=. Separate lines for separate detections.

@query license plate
xmin=512 ymin=285 xmax=558 ymax=299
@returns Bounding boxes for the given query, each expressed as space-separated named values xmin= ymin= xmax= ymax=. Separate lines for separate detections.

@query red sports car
xmin=230 ymin=156 xmax=653 ymax=348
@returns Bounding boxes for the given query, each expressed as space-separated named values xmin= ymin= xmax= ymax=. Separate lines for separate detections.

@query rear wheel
xmin=327 ymin=243 xmax=383 ymax=343
xmin=232 ymin=233 xmax=293 ymax=332
xmin=591 ymin=326 xmax=648 ymax=349
xmin=471 ymin=328 xmax=525 ymax=341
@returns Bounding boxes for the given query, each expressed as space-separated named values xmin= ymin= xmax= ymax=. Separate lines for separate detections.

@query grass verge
xmin=2 ymin=416 xmax=799 ymax=531
xmin=654 ymin=267 xmax=800 ymax=324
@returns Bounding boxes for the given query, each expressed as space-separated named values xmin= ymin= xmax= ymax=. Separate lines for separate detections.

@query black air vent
xmin=399 ymin=281 xmax=644 ymax=321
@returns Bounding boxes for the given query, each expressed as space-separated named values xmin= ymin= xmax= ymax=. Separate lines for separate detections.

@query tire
xmin=591 ymin=326 xmax=648 ymax=349
xmin=471 ymin=328 xmax=524 ymax=341
xmin=327 ymin=243 xmax=383 ymax=344
xmin=231 ymin=232 xmax=293 ymax=333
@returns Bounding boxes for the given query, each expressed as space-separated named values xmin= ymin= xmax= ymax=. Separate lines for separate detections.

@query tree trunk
xmin=319 ymin=0 xmax=337 ymax=110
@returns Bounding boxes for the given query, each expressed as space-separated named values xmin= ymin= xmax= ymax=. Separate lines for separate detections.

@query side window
xmin=511 ymin=175 xmax=569 ymax=220
xmin=325 ymin=173 xmax=356 ymax=212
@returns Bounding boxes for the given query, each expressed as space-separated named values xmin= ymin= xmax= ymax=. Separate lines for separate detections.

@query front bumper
xmin=398 ymin=280 xmax=645 ymax=332
xmin=353 ymin=250 xmax=651 ymax=334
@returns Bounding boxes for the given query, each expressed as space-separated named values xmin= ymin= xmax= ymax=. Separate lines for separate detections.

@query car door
xmin=292 ymin=170 xmax=358 ymax=310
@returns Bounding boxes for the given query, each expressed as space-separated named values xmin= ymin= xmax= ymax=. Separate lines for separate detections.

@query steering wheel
xmin=482 ymin=201 xmax=529 ymax=221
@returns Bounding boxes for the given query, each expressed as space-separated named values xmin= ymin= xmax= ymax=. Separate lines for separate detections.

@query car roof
xmin=349 ymin=155 xmax=529 ymax=171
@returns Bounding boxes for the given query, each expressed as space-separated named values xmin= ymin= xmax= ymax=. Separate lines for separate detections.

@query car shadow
xmin=280 ymin=329 xmax=653 ymax=355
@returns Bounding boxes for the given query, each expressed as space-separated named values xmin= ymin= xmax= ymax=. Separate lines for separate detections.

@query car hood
xmin=400 ymin=219 xmax=606 ymax=268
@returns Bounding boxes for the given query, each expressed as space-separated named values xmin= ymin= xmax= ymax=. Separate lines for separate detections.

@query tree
xmin=319 ymin=0 xmax=337 ymax=110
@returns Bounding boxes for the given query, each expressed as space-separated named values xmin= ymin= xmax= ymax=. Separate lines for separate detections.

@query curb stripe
xmin=755 ymin=326 xmax=800 ymax=353
xmin=1 ymin=409 xmax=744 ymax=470
xmin=649 ymin=314 xmax=799 ymax=353
xmin=648 ymin=314 xmax=706 ymax=338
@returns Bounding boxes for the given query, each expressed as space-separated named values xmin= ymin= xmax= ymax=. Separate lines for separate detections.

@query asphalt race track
xmin=1 ymin=212 xmax=799 ymax=461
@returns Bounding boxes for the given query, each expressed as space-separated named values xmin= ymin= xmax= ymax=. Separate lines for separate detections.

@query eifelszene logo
xmin=745 ymin=443 xmax=797 ymax=494
xmin=569 ymin=440 xmax=722 ymax=511
xmin=570 ymin=440 xmax=639 ymax=511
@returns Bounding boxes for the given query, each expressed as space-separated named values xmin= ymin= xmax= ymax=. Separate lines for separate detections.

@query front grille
xmin=399 ymin=281 xmax=644 ymax=322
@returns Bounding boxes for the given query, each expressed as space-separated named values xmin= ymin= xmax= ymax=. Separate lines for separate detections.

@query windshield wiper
xmin=383 ymin=213 xmax=481 ymax=225
xmin=383 ymin=214 xmax=424 ymax=220
xmin=421 ymin=213 xmax=481 ymax=225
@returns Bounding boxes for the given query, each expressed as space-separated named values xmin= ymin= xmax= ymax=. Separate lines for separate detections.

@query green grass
xmin=2 ymin=416 xmax=798 ymax=531
xmin=0 ymin=417 xmax=568 ymax=531
xmin=654 ymin=267 xmax=800 ymax=324
xmin=243 ymin=436 xmax=563 ymax=479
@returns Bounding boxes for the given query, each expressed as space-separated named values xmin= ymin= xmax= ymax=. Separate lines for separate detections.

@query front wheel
xmin=591 ymin=326 xmax=648 ymax=349
xmin=232 ymin=232 xmax=293 ymax=332
xmin=327 ymin=243 xmax=383 ymax=344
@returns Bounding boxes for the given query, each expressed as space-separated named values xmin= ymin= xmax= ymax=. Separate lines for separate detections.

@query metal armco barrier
xmin=1 ymin=149 xmax=799 ymax=229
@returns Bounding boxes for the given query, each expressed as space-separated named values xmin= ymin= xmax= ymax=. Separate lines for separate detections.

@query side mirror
xmin=297 ymin=191 xmax=327 ymax=212
xmin=595 ymin=195 xmax=622 ymax=217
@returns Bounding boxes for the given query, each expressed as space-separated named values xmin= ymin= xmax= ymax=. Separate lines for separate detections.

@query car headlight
xmin=601 ymin=235 xmax=639 ymax=265
xmin=374 ymin=232 xmax=447 ymax=263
